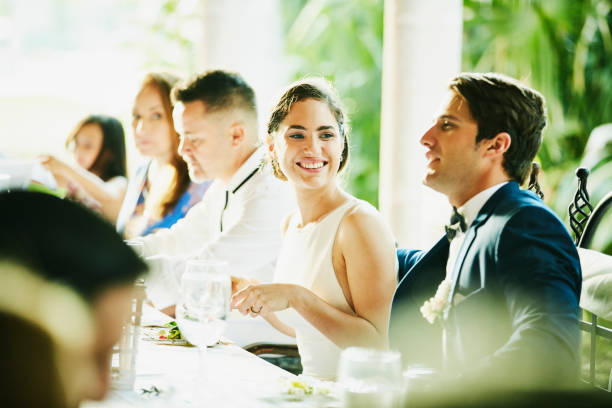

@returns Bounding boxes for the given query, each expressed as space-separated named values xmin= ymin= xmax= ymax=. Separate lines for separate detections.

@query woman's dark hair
xmin=137 ymin=72 xmax=191 ymax=217
xmin=66 ymin=115 xmax=127 ymax=182
xmin=266 ymin=77 xmax=350 ymax=180
xmin=0 ymin=191 xmax=147 ymax=301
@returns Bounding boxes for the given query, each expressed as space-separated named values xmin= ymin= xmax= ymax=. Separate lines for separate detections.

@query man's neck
xmin=450 ymin=174 xmax=511 ymax=208
xmin=219 ymin=145 xmax=258 ymax=185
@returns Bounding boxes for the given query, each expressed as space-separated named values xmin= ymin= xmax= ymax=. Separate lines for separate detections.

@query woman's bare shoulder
xmin=281 ymin=210 xmax=297 ymax=236
xmin=338 ymin=199 xmax=394 ymax=247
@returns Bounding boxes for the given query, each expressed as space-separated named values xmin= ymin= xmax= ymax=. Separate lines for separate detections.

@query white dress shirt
xmin=446 ymin=182 xmax=508 ymax=278
xmin=140 ymin=147 xmax=296 ymax=297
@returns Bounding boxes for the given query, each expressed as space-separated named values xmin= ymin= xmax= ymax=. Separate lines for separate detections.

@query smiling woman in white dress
xmin=231 ymin=78 xmax=397 ymax=380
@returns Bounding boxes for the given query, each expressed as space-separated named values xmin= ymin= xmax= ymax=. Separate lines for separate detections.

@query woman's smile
xmin=296 ymin=158 xmax=328 ymax=171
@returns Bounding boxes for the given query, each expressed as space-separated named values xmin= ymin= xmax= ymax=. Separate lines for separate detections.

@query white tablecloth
xmin=82 ymin=306 xmax=339 ymax=408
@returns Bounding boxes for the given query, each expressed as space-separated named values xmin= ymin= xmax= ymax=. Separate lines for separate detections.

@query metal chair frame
xmin=244 ymin=342 xmax=302 ymax=375
xmin=570 ymin=168 xmax=612 ymax=392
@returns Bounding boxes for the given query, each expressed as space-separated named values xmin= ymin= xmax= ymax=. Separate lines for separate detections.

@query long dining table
xmin=82 ymin=305 xmax=340 ymax=408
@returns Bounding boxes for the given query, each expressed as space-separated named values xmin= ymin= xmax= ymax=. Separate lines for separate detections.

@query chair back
xmin=569 ymin=167 xmax=612 ymax=392
xmin=569 ymin=168 xmax=594 ymax=245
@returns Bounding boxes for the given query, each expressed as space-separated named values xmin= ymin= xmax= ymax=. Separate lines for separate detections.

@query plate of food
xmin=142 ymin=321 xmax=194 ymax=346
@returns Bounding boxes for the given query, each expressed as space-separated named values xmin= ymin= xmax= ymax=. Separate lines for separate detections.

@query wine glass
xmin=176 ymin=259 xmax=230 ymax=347
xmin=337 ymin=347 xmax=403 ymax=408
xmin=176 ymin=260 xmax=230 ymax=397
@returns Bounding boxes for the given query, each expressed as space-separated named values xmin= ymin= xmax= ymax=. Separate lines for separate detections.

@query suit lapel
xmin=447 ymin=182 xmax=519 ymax=305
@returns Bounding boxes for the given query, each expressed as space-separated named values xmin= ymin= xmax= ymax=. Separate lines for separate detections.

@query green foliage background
xmin=461 ymin=0 xmax=612 ymax=250
xmin=281 ymin=0 xmax=611 ymax=251
xmin=282 ymin=0 xmax=384 ymax=207
xmin=152 ymin=0 xmax=611 ymax=248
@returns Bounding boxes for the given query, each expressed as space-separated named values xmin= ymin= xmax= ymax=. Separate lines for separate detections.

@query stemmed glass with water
xmin=175 ymin=259 xmax=231 ymax=381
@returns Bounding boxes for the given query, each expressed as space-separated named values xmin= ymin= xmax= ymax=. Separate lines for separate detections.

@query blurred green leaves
xmin=281 ymin=0 xmax=384 ymax=206
xmin=282 ymin=0 xmax=612 ymax=217
xmin=462 ymin=0 xmax=612 ymax=222
xmin=152 ymin=0 xmax=611 ymax=224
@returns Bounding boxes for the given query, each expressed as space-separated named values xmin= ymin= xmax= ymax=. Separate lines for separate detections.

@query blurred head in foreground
xmin=0 ymin=191 xmax=147 ymax=403
xmin=0 ymin=263 xmax=94 ymax=407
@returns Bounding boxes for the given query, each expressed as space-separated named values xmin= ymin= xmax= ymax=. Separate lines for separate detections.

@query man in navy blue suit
xmin=390 ymin=73 xmax=581 ymax=390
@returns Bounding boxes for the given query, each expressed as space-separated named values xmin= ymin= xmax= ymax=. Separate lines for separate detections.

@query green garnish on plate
xmin=162 ymin=321 xmax=182 ymax=339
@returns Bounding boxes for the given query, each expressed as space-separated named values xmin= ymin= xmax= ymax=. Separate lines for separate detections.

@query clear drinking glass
xmin=337 ymin=347 xmax=403 ymax=408
xmin=0 ymin=174 xmax=11 ymax=192
xmin=110 ymin=282 xmax=146 ymax=391
xmin=176 ymin=259 xmax=230 ymax=348
xmin=176 ymin=260 xmax=230 ymax=399
xmin=402 ymin=364 xmax=438 ymax=403
xmin=125 ymin=239 xmax=145 ymax=258
xmin=143 ymin=254 xmax=186 ymax=308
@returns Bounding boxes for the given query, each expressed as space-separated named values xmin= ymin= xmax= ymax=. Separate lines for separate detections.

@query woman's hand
xmin=39 ymin=155 xmax=71 ymax=187
xmin=231 ymin=283 xmax=302 ymax=318
xmin=230 ymin=276 xmax=258 ymax=295
xmin=39 ymin=154 xmax=69 ymax=174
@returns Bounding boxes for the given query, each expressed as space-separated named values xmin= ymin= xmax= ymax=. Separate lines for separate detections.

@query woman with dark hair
xmin=41 ymin=115 xmax=129 ymax=222
xmin=116 ymin=72 xmax=211 ymax=239
xmin=67 ymin=115 xmax=127 ymax=182
xmin=231 ymin=78 xmax=397 ymax=379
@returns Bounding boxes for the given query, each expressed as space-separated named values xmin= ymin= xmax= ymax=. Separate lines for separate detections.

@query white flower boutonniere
xmin=420 ymin=279 xmax=452 ymax=324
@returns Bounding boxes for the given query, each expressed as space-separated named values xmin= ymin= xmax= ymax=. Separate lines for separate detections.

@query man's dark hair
xmin=0 ymin=191 xmax=147 ymax=301
xmin=449 ymin=73 xmax=547 ymax=184
xmin=172 ymin=70 xmax=257 ymax=115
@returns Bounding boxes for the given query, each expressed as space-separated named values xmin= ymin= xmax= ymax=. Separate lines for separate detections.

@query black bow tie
xmin=445 ymin=206 xmax=467 ymax=242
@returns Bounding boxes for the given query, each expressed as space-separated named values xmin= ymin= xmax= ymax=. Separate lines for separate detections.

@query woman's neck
xmin=147 ymin=157 xmax=176 ymax=189
xmin=293 ymin=182 xmax=349 ymax=226
xmin=152 ymin=148 xmax=173 ymax=166
xmin=148 ymin=157 xmax=167 ymax=178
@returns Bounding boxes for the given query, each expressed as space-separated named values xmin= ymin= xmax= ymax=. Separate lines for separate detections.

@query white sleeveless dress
xmin=274 ymin=198 xmax=362 ymax=380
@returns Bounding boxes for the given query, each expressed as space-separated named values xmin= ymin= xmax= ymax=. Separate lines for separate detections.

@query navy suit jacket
xmin=390 ymin=182 xmax=582 ymax=388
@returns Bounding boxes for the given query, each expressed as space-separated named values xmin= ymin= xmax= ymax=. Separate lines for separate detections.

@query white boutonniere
xmin=420 ymin=279 xmax=452 ymax=324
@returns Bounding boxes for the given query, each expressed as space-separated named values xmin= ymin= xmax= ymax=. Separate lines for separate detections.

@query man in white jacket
xmin=138 ymin=70 xmax=295 ymax=346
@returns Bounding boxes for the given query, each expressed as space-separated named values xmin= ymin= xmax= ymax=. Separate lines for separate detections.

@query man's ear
xmin=484 ymin=132 xmax=511 ymax=158
xmin=229 ymin=122 xmax=246 ymax=146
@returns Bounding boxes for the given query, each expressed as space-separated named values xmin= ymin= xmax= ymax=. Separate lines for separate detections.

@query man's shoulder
xmin=244 ymin=165 xmax=292 ymax=197
xmin=484 ymin=188 xmax=577 ymax=262
xmin=476 ymin=185 xmax=574 ymax=252
xmin=488 ymin=184 xmax=557 ymax=222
